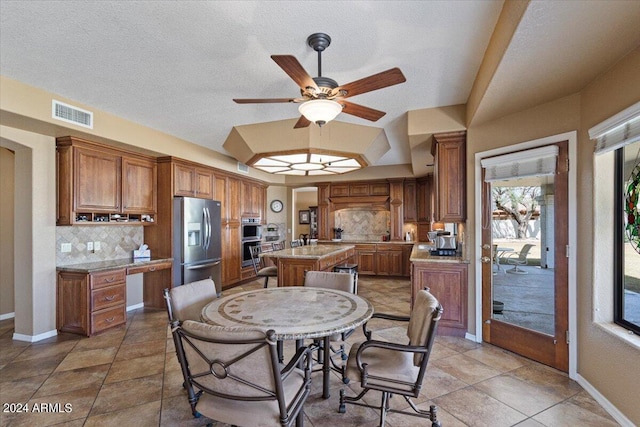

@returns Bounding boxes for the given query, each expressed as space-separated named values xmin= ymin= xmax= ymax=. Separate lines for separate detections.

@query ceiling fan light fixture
xmin=298 ymin=99 xmax=342 ymax=126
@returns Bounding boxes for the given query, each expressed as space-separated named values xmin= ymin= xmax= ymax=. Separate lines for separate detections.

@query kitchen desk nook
xmin=262 ymin=244 xmax=356 ymax=287
xmin=56 ymin=257 xmax=172 ymax=336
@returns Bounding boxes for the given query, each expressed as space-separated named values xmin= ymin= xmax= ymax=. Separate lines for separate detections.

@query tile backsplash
xmin=334 ymin=209 xmax=390 ymax=241
xmin=56 ymin=225 xmax=144 ymax=265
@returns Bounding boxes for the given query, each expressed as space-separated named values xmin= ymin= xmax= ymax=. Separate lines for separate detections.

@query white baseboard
xmin=13 ymin=329 xmax=58 ymax=343
xmin=126 ymin=303 xmax=144 ymax=312
xmin=0 ymin=312 xmax=15 ymax=321
xmin=465 ymin=332 xmax=480 ymax=342
xmin=575 ymin=373 xmax=635 ymax=427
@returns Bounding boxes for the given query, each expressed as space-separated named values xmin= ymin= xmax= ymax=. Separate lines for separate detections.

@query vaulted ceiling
xmin=1 ymin=1 xmax=639 ymax=178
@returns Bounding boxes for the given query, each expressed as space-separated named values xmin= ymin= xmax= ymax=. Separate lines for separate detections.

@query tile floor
xmin=0 ymin=277 xmax=619 ymax=427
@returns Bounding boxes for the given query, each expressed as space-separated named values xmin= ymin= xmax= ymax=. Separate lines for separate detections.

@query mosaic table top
xmin=201 ymin=287 xmax=374 ymax=340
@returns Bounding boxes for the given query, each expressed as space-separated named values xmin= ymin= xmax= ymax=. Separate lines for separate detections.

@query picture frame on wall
xmin=299 ymin=210 xmax=310 ymax=224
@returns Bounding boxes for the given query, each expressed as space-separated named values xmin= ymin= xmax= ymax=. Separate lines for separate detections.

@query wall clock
xmin=270 ymin=199 xmax=283 ymax=213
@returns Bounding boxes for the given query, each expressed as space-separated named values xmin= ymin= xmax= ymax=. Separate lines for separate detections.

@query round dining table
xmin=201 ymin=286 xmax=374 ymax=398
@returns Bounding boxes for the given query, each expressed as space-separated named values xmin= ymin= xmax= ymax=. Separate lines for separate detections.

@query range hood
xmin=330 ymin=196 xmax=390 ymax=211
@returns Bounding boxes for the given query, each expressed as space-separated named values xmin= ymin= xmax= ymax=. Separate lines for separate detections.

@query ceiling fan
xmin=233 ymin=33 xmax=406 ymax=128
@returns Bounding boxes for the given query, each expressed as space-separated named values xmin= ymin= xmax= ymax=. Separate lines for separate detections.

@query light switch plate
xmin=87 ymin=241 xmax=94 ymax=251
xmin=94 ymin=241 xmax=101 ymax=251
xmin=61 ymin=243 xmax=72 ymax=253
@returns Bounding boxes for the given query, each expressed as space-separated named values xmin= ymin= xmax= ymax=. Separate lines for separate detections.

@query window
xmin=590 ymin=101 xmax=640 ymax=335
xmin=614 ymin=141 xmax=640 ymax=334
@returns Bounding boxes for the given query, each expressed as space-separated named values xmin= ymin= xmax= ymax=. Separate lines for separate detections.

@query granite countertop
xmin=410 ymin=244 xmax=469 ymax=264
xmin=318 ymin=240 xmax=416 ymax=245
xmin=263 ymin=244 xmax=355 ymax=260
xmin=57 ymin=256 xmax=173 ymax=273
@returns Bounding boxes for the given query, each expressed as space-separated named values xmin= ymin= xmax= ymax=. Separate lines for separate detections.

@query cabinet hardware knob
xmin=104 ymin=295 xmax=116 ymax=301
xmin=149 ymin=267 xmax=156 ymax=271
xmin=105 ymin=317 xmax=115 ymax=323
xmin=105 ymin=277 xmax=115 ymax=282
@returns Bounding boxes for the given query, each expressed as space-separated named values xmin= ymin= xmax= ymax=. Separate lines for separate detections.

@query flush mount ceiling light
xmin=298 ymin=99 xmax=343 ymax=127
xmin=252 ymin=152 xmax=363 ymax=176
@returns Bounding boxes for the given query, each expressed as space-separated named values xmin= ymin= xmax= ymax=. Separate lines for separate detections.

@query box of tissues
xmin=134 ymin=244 xmax=151 ymax=259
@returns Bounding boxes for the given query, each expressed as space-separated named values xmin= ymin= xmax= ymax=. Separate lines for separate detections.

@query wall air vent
xmin=237 ymin=162 xmax=249 ymax=174
xmin=52 ymin=100 xmax=93 ymax=129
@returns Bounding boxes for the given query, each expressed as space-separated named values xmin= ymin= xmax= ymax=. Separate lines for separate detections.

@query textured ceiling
xmin=1 ymin=1 xmax=639 ymax=172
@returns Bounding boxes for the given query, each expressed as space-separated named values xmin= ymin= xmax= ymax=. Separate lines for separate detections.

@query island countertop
xmin=410 ymin=244 xmax=469 ymax=264
xmin=262 ymin=244 xmax=356 ymax=286
xmin=263 ymin=244 xmax=355 ymax=260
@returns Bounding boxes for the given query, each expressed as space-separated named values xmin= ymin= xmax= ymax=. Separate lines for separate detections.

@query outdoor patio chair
xmin=505 ymin=243 xmax=535 ymax=274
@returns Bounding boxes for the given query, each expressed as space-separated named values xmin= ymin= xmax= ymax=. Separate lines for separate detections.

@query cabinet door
xmin=357 ymin=251 xmax=376 ymax=275
xmin=174 ymin=164 xmax=195 ymax=197
xmin=369 ymin=182 xmax=390 ymax=196
xmin=403 ymin=179 xmax=417 ymax=222
xmin=376 ymin=251 xmax=403 ymax=275
xmin=316 ymin=184 xmax=331 ymax=240
xmin=412 ymin=263 xmax=467 ymax=336
xmin=251 ymin=183 xmax=265 ymax=219
xmin=416 ymin=177 xmax=431 ymax=222
xmin=195 ymin=167 xmax=214 ymax=199
xmin=330 ymin=184 xmax=349 ymax=197
xmin=74 ymin=147 xmax=121 ymax=212
xmin=122 ymin=157 xmax=157 ymax=213
xmin=349 ymin=183 xmax=369 ymax=196
xmin=215 ymin=174 xmax=227 ymax=220
xmin=433 ymin=132 xmax=466 ymax=222
xmin=222 ymin=223 xmax=241 ymax=285
xmin=227 ymin=177 xmax=241 ymax=223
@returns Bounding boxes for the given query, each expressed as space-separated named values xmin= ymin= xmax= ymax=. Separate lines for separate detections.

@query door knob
xmin=482 ymin=244 xmax=491 ymax=250
xmin=481 ymin=256 xmax=491 ymax=263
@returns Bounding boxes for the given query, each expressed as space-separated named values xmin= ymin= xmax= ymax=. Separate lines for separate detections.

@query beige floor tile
xmin=34 ymin=364 xmax=110 ymax=398
xmin=568 ymin=390 xmax=619 ymax=422
xmin=71 ymin=330 xmax=126 ymax=352
xmin=513 ymin=419 xmax=547 ymax=426
xmin=421 ymin=366 xmax=469 ymax=399
xmin=534 ymin=400 xmax=620 ymax=426
xmin=0 ymin=374 xmax=49 ymax=403
xmin=84 ymin=400 xmax=161 ymax=427
xmin=55 ymin=347 xmax=118 ymax=372
xmin=104 ymin=353 xmax=165 ymax=383
xmin=434 ymin=386 xmax=527 ymax=427
xmin=159 ymin=394 xmax=216 ymax=427
xmin=114 ymin=339 xmax=165 ymax=361
xmin=0 ymin=354 xmax=67 ymax=382
xmin=14 ymin=340 xmax=78 ymax=362
xmin=463 ymin=344 xmax=530 ymax=372
xmin=509 ymin=363 xmax=583 ymax=399
xmin=431 ymin=353 xmax=502 ymax=385
xmin=473 ymin=374 xmax=567 ymax=416
xmin=89 ymin=374 xmax=163 ymax=416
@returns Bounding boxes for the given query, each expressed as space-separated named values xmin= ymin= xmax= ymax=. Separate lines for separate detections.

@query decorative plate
xmin=625 ymin=159 xmax=640 ymax=254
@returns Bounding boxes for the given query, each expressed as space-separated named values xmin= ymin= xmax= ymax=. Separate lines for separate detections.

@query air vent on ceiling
xmin=52 ymin=100 xmax=93 ymax=129
xmin=237 ymin=162 xmax=249 ymax=174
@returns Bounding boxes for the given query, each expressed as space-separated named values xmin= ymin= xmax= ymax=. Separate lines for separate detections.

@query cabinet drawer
xmin=91 ymin=305 xmax=126 ymax=334
xmin=376 ymin=244 xmax=403 ymax=252
xmin=91 ymin=284 xmax=125 ymax=311
xmin=126 ymin=261 xmax=172 ymax=275
xmin=90 ymin=269 xmax=126 ymax=289
xmin=319 ymin=255 xmax=336 ymax=270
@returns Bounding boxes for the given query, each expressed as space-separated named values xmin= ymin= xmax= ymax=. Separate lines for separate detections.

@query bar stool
xmin=334 ymin=263 xmax=358 ymax=294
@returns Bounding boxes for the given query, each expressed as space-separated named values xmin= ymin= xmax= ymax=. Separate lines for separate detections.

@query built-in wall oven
xmin=241 ymin=218 xmax=262 ymax=267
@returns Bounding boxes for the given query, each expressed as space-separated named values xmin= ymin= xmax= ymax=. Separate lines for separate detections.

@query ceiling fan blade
xmin=335 ymin=68 xmax=406 ymax=99
xmin=271 ymin=55 xmax=319 ymax=91
xmin=293 ymin=115 xmax=311 ymax=129
xmin=233 ymin=98 xmax=296 ymax=104
xmin=339 ymin=100 xmax=386 ymax=122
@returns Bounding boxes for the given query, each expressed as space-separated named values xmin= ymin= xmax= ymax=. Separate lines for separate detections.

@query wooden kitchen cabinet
xmin=57 ymin=269 xmax=127 ymax=336
xmin=74 ymin=146 xmax=121 ymax=212
xmin=222 ymin=223 xmax=242 ymax=285
xmin=316 ymin=184 xmax=331 ymax=240
xmin=411 ymin=261 xmax=468 ymax=337
xmin=122 ymin=157 xmax=157 ymax=213
xmin=241 ymin=180 xmax=266 ymax=218
xmin=56 ymin=137 xmax=157 ymax=225
xmin=432 ymin=131 xmax=466 ymax=222
xmin=173 ymin=162 xmax=214 ymax=199
xmin=376 ymin=245 xmax=404 ymax=276
xmin=403 ymin=179 xmax=417 ymax=222
xmin=355 ymin=244 xmax=377 ymax=275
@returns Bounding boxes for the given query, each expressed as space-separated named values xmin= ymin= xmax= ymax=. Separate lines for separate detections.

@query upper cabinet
xmin=432 ymin=131 xmax=466 ymax=222
xmin=173 ymin=161 xmax=214 ymax=199
xmin=241 ymin=180 xmax=266 ymax=219
xmin=403 ymin=179 xmax=417 ymax=222
xmin=56 ymin=137 xmax=157 ymax=225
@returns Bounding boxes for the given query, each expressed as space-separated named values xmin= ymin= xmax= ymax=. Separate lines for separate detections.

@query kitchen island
xmin=262 ymin=244 xmax=356 ymax=287
xmin=410 ymin=244 xmax=469 ymax=337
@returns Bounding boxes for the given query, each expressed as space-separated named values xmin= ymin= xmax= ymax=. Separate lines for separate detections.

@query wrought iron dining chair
xmin=339 ymin=288 xmax=443 ymax=427
xmin=303 ymin=271 xmax=356 ymax=379
xmin=172 ymin=320 xmax=312 ymax=427
xmin=249 ymin=245 xmax=278 ymax=288
xmin=163 ymin=278 xmax=218 ymax=323
xmin=505 ymin=243 xmax=535 ymax=274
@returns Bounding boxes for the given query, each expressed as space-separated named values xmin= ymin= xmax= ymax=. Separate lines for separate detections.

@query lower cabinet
xmin=57 ymin=269 xmax=127 ymax=336
xmin=375 ymin=245 xmax=404 ymax=276
xmin=411 ymin=262 xmax=468 ymax=337
xmin=355 ymin=244 xmax=377 ymax=275
xmin=354 ymin=243 xmax=411 ymax=276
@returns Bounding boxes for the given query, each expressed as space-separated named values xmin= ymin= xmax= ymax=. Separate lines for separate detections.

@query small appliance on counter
xmin=431 ymin=232 xmax=458 ymax=256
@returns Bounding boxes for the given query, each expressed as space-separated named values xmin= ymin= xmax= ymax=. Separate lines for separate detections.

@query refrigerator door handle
xmin=185 ymin=260 xmax=221 ymax=270
xmin=202 ymin=207 xmax=210 ymax=251
xmin=205 ymin=207 xmax=212 ymax=251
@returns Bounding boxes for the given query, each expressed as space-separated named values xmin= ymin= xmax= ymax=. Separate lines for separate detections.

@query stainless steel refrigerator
xmin=172 ymin=197 xmax=222 ymax=295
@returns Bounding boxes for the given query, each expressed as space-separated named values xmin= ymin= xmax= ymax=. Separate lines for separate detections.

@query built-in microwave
xmin=241 ymin=218 xmax=262 ymax=241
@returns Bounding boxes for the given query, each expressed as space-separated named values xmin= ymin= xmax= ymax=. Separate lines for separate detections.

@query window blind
xmin=589 ymin=100 xmax=640 ymax=155
xmin=481 ymin=145 xmax=559 ymax=182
